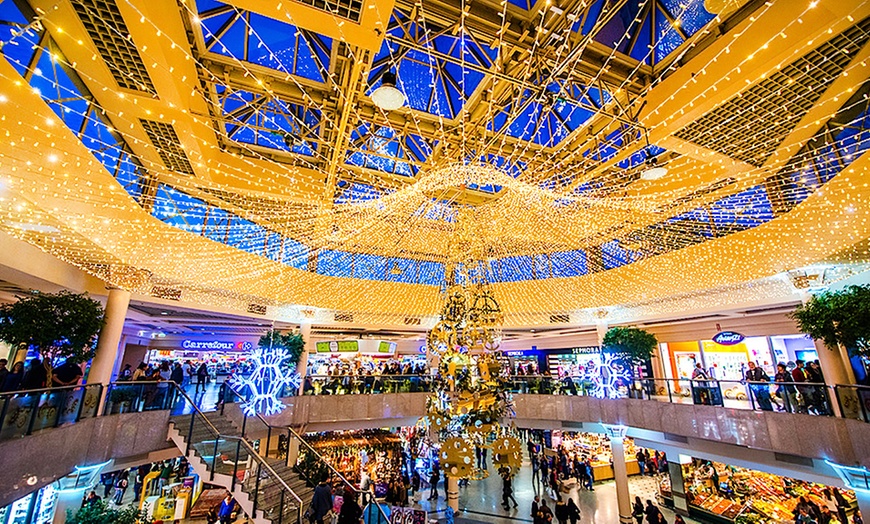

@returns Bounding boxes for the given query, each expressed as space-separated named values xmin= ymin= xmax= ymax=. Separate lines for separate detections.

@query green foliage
xmin=65 ymin=500 xmax=148 ymax=524
xmin=0 ymin=291 xmax=105 ymax=372
xmin=791 ymin=284 xmax=870 ymax=357
xmin=735 ymin=512 xmax=764 ymax=524
xmin=258 ymin=329 xmax=305 ymax=369
xmin=601 ymin=326 xmax=658 ymax=363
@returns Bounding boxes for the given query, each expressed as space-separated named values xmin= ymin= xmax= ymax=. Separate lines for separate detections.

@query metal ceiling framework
xmin=0 ymin=0 xmax=869 ymax=324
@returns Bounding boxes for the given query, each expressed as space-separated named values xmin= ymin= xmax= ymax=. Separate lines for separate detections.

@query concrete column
xmin=856 ymin=489 xmax=870 ymax=523
xmin=595 ymin=321 xmax=609 ymax=346
xmin=604 ymin=425 xmax=633 ymax=524
xmin=813 ymin=338 xmax=854 ymax=417
xmin=446 ymin=476 xmax=459 ymax=511
xmin=89 ymin=288 xmax=131 ymax=385
xmin=89 ymin=288 xmax=131 ymax=412
xmin=669 ymin=455 xmax=691 ymax=516
xmin=297 ymin=322 xmax=312 ymax=394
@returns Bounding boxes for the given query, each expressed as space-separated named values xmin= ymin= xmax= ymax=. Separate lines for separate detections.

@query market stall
xmin=297 ymin=430 xmax=404 ymax=490
xmin=551 ymin=431 xmax=647 ymax=481
xmin=675 ymin=459 xmax=859 ymax=524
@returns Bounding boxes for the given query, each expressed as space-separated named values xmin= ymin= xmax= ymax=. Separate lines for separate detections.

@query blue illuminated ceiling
xmin=585 ymin=0 xmax=716 ymax=66
xmin=369 ymin=10 xmax=497 ymax=119
xmin=196 ymin=0 xmax=331 ymax=83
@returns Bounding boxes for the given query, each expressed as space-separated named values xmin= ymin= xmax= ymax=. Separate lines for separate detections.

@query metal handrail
xmin=225 ymin=385 xmax=392 ymax=524
xmin=167 ymin=383 xmax=305 ymax=522
xmin=0 ymin=383 xmax=100 ymax=397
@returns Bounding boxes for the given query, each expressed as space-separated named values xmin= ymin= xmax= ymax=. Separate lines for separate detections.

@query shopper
xmin=502 ymin=469 xmax=518 ymax=509
xmin=170 ymin=362 xmax=184 ymax=386
xmin=52 ymin=359 xmax=83 ymax=387
xmin=632 ymin=496 xmax=645 ymax=524
xmin=113 ymin=471 xmax=128 ymax=505
xmin=82 ymin=491 xmax=101 ymax=508
xmin=337 ymin=488 xmax=362 ymax=524
xmin=535 ymin=500 xmax=553 ymax=524
xmin=566 ymin=497 xmax=581 ymax=524
xmin=196 ymin=362 xmax=209 ymax=393
xmin=745 ymin=361 xmax=773 ymax=411
xmin=636 ymin=450 xmax=646 ymax=477
xmin=673 ymin=516 xmax=686 ymax=524
xmin=791 ymin=360 xmax=810 ymax=413
xmin=2 ymin=361 xmax=24 ymax=392
xmin=21 ymin=358 xmax=46 ymax=390
xmin=531 ymin=495 xmax=540 ymax=519
xmin=218 ymin=492 xmax=236 ymax=524
xmin=554 ymin=497 xmax=568 ymax=524
xmin=132 ymin=363 xmax=148 ymax=381
xmin=309 ymin=479 xmax=333 ymax=524
xmin=428 ymin=463 xmax=440 ymax=500
xmin=774 ymin=363 xmax=797 ymax=412
xmin=532 ymin=454 xmax=541 ymax=487
xmin=0 ymin=359 xmax=8 ymax=387
xmin=206 ymin=507 xmax=219 ymax=524
xmin=644 ymin=500 xmax=661 ymax=524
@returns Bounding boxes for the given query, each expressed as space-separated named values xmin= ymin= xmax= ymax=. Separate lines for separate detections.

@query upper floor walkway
xmin=1 ymin=380 xmax=868 ymax=508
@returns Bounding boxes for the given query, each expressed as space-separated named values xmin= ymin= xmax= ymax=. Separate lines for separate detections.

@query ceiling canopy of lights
xmin=0 ymin=0 xmax=868 ymax=326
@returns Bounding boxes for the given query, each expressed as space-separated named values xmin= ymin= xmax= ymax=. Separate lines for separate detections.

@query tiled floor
xmin=412 ymin=459 xmax=702 ymax=524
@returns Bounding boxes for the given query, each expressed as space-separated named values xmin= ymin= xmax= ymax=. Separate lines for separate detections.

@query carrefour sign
xmin=712 ymin=331 xmax=745 ymax=346
xmin=181 ymin=340 xmax=253 ymax=351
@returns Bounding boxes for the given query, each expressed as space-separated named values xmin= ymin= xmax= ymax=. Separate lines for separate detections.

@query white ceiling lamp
xmin=371 ymin=71 xmax=406 ymax=111
xmin=640 ymin=131 xmax=668 ymax=181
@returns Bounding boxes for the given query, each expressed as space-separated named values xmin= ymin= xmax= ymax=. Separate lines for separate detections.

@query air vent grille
xmin=549 ymin=314 xmax=571 ymax=324
xmin=663 ymin=433 xmax=689 ymax=444
xmin=774 ymin=452 xmax=814 ymax=468
xmin=334 ymin=313 xmax=354 ymax=322
xmin=404 ymin=317 xmax=422 ymax=326
xmin=674 ymin=18 xmax=870 ymax=167
xmin=292 ymin=0 xmax=362 ymax=22
xmin=247 ymin=303 xmax=267 ymax=315
xmin=70 ymin=0 xmax=157 ymax=96
xmin=139 ymin=120 xmax=195 ymax=175
xmin=151 ymin=286 xmax=182 ymax=301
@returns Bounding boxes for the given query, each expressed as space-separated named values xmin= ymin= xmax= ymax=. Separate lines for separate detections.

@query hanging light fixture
xmin=371 ymin=71 xmax=406 ymax=111
xmin=640 ymin=130 xmax=668 ymax=181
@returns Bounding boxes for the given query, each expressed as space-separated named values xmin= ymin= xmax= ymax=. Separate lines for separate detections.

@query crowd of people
xmin=734 ymin=359 xmax=832 ymax=414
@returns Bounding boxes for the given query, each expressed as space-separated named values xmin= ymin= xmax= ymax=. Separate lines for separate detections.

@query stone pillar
xmin=446 ymin=476 xmax=459 ymax=511
xmin=595 ymin=321 xmax=609 ymax=345
xmin=297 ymin=322 xmax=313 ymax=394
xmin=89 ymin=288 xmax=131 ymax=411
xmin=603 ymin=425 xmax=633 ymax=524
xmin=669 ymin=455 xmax=691 ymax=516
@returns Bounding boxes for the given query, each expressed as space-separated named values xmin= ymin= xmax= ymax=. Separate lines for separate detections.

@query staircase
xmin=167 ymin=409 xmax=310 ymax=524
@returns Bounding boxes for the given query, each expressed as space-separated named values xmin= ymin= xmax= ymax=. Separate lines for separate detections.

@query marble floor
xmin=411 ymin=460 xmax=702 ymax=524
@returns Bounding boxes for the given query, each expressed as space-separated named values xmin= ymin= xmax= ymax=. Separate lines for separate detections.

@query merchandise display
xmin=682 ymin=459 xmax=858 ymax=523
xmin=299 ymin=430 xmax=404 ymax=486
xmin=552 ymin=431 xmax=646 ymax=481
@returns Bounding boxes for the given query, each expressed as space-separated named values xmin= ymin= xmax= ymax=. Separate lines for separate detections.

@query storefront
xmin=145 ymin=339 xmax=257 ymax=376
xmin=546 ymin=431 xmax=660 ymax=481
xmin=659 ymin=458 xmax=860 ymax=524
xmin=308 ymin=339 xmax=398 ymax=372
xmin=296 ymin=429 xmax=403 ymax=493
xmin=660 ymin=333 xmax=819 ymax=381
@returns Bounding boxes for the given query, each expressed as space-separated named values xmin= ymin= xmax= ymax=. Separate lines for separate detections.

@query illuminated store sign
xmin=181 ymin=340 xmax=253 ymax=351
xmin=712 ymin=331 xmax=745 ymax=346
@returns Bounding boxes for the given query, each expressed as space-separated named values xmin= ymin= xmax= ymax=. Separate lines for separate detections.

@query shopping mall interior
xmin=0 ymin=0 xmax=870 ymax=522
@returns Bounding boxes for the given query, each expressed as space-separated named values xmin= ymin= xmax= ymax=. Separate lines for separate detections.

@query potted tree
xmin=0 ymin=291 xmax=105 ymax=386
xmin=258 ymin=329 xmax=305 ymax=370
xmin=66 ymin=499 xmax=148 ymax=524
xmin=790 ymin=284 xmax=870 ymax=358
xmin=601 ymin=326 xmax=658 ymax=398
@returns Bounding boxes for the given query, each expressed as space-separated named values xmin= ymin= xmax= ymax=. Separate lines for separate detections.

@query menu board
xmin=378 ymin=341 xmax=396 ymax=354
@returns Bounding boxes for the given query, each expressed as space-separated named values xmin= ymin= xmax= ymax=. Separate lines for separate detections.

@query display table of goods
xmin=686 ymin=462 xmax=857 ymax=523
xmin=558 ymin=433 xmax=641 ymax=481
xmin=304 ymin=430 xmax=403 ymax=484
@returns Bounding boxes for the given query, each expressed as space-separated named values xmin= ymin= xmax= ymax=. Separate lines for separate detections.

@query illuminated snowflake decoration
xmin=231 ymin=347 xmax=300 ymax=416
xmin=593 ymin=353 xmax=632 ymax=399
